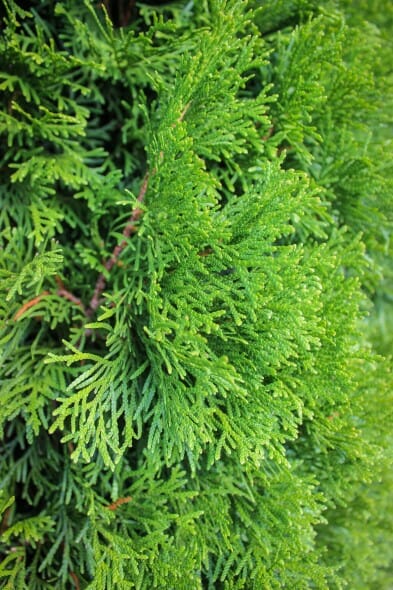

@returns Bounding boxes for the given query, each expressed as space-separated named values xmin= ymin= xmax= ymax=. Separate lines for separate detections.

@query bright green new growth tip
xmin=0 ymin=0 xmax=392 ymax=588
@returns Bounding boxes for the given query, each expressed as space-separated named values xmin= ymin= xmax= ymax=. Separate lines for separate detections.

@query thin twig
xmin=106 ymin=496 xmax=132 ymax=511
xmin=69 ymin=571 xmax=80 ymax=590
xmin=88 ymin=171 xmax=150 ymax=314
xmin=13 ymin=291 xmax=50 ymax=321
xmin=13 ymin=279 xmax=89 ymax=322
xmin=55 ymin=277 xmax=87 ymax=315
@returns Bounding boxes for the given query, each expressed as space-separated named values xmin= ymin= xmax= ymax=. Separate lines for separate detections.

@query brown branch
xmin=55 ymin=277 xmax=87 ymax=316
xmin=56 ymin=289 xmax=84 ymax=308
xmin=88 ymin=171 xmax=150 ymax=314
xmin=69 ymin=571 xmax=80 ymax=590
xmin=13 ymin=291 xmax=50 ymax=321
xmin=13 ymin=278 xmax=90 ymax=323
xmin=106 ymin=496 xmax=132 ymax=511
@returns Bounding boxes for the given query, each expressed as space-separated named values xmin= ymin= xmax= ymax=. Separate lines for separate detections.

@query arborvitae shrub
xmin=0 ymin=1 xmax=392 ymax=588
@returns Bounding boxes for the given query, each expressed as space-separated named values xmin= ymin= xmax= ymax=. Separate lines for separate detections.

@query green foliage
xmin=0 ymin=0 xmax=392 ymax=588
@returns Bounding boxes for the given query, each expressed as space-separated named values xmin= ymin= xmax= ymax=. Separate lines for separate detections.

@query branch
xmin=88 ymin=171 xmax=150 ymax=314
xmin=12 ymin=173 xmax=150 ymax=326
xmin=55 ymin=277 xmax=87 ymax=315
xmin=106 ymin=496 xmax=132 ymax=511
xmin=13 ymin=279 xmax=88 ymax=323
xmin=13 ymin=291 xmax=50 ymax=321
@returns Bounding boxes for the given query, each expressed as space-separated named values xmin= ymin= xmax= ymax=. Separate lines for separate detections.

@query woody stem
xmin=88 ymin=170 xmax=150 ymax=315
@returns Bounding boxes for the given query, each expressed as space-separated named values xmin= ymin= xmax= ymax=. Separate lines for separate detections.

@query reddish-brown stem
xmin=13 ymin=291 xmax=50 ymax=321
xmin=13 ymin=279 xmax=89 ymax=322
xmin=55 ymin=277 xmax=87 ymax=315
xmin=106 ymin=496 xmax=132 ymax=511
xmin=88 ymin=171 xmax=150 ymax=314
xmin=69 ymin=571 xmax=80 ymax=590
xmin=56 ymin=288 xmax=84 ymax=308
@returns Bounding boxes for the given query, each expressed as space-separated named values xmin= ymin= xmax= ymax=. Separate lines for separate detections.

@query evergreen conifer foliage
xmin=0 ymin=1 xmax=392 ymax=588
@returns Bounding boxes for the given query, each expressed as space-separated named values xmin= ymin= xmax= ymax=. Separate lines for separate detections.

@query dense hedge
xmin=0 ymin=1 xmax=392 ymax=588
